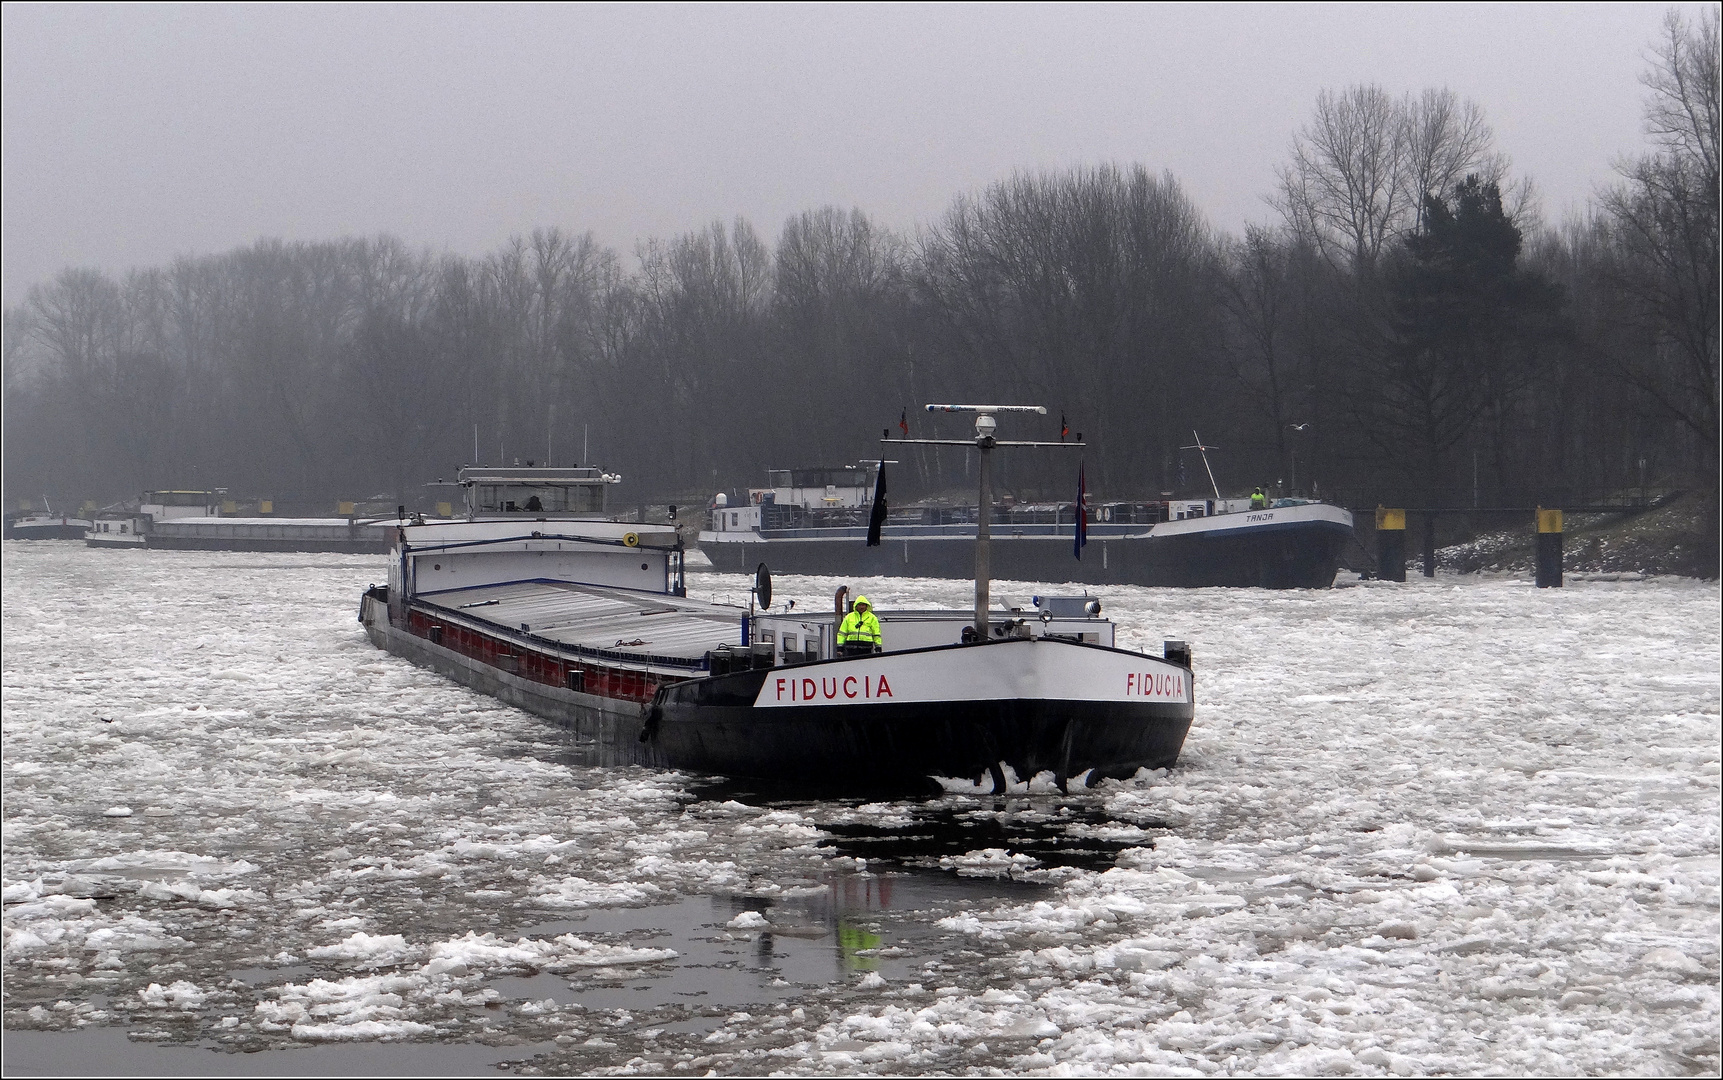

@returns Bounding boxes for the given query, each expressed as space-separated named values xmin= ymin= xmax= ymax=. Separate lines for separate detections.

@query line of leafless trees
xmin=4 ymin=11 xmax=1716 ymax=530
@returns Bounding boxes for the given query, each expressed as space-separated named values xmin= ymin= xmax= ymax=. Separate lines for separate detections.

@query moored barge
xmin=86 ymin=488 xmax=466 ymax=553
xmin=700 ymin=442 xmax=1354 ymax=588
xmin=702 ymin=491 xmax=1353 ymax=588
xmin=4 ymin=503 xmax=91 ymax=540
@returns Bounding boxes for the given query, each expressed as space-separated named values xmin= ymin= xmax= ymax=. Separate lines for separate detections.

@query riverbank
xmin=1434 ymin=494 xmax=1718 ymax=579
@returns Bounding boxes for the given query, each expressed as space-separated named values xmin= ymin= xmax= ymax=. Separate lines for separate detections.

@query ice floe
xmin=2 ymin=547 xmax=1717 ymax=1074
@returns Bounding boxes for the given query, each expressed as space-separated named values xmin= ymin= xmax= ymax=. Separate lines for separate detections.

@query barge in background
xmin=4 ymin=501 xmax=91 ymax=540
xmin=699 ymin=466 xmax=1354 ymax=588
xmin=87 ymin=489 xmax=405 ymax=553
xmin=361 ymin=461 xmax=1195 ymax=793
xmin=83 ymin=470 xmax=614 ymax=553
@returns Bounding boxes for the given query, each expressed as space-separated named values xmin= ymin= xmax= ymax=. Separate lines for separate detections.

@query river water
xmin=2 ymin=544 xmax=1718 ymax=1075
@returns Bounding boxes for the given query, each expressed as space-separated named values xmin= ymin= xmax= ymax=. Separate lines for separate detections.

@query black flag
xmin=1074 ymin=460 xmax=1088 ymax=559
xmin=865 ymin=458 xmax=888 ymax=546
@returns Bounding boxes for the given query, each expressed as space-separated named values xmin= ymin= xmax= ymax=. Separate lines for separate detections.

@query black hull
xmin=3 ymin=525 xmax=88 ymax=540
xmin=654 ymin=671 xmax=1191 ymax=787
xmin=364 ymin=603 xmax=671 ymax=767
xmin=362 ymin=595 xmax=1191 ymax=793
xmin=701 ymin=521 xmax=1350 ymax=588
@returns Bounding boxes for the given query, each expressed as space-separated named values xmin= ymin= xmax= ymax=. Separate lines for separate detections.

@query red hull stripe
xmin=406 ymin=609 xmax=679 ymax=704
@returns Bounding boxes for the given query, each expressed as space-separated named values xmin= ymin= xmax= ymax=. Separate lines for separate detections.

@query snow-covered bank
xmin=4 ymin=545 xmax=1718 ymax=1074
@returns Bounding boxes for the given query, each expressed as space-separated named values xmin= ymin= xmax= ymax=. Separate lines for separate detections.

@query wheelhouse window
xmin=471 ymin=483 xmax=604 ymax=514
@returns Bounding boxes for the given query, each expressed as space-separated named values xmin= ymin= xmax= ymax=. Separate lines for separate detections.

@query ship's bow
xmin=651 ymin=637 xmax=1193 ymax=791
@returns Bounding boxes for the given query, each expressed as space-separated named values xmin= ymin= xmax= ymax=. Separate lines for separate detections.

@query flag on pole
xmin=866 ymin=458 xmax=888 ymax=546
xmin=1074 ymin=460 xmax=1088 ymax=559
xmin=1060 ymin=413 xmax=1069 ymax=440
xmin=898 ymin=409 xmax=909 ymax=437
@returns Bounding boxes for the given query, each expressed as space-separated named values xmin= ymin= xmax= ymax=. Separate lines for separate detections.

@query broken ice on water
xmin=2 ymin=545 xmax=1718 ymax=1074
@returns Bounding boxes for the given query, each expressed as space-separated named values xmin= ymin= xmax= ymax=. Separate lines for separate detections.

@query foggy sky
xmin=1 ymin=3 xmax=1702 ymax=305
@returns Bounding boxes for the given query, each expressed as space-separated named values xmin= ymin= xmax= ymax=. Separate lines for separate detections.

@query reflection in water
xmin=503 ymin=866 xmax=1040 ymax=1015
xmin=836 ymin=919 xmax=881 ymax=972
xmin=688 ymin=778 xmax=1167 ymax=874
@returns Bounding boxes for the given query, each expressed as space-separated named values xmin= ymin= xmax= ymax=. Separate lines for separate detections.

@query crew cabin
xmin=392 ymin=464 xmax=687 ymax=608
xmin=458 ymin=466 xmax=620 ymax=519
xmin=752 ymin=466 xmax=875 ymax=510
xmin=712 ymin=465 xmax=876 ymax=532
xmin=144 ymin=490 xmax=227 ymax=519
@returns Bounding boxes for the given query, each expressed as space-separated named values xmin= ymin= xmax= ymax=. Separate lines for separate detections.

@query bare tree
xmin=1276 ymin=85 xmax=1521 ymax=271
xmin=1275 ymin=86 xmax=1409 ymax=271
xmin=1643 ymin=6 xmax=1721 ymax=180
xmin=1402 ymin=89 xmax=1515 ymax=228
xmin=1217 ymin=225 xmax=1306 ymax=484
xmin=920 ymin=166 xmax=1217 ymax=494
xmin=1598 ymin=6 xmax=1720 ymax=507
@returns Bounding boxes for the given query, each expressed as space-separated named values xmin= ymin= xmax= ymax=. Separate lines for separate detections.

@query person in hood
xmin=837 ymin=595 xmax=883 ymax=655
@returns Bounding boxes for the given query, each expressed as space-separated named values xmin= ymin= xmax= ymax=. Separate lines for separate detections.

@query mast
xmin=974 ymin=417 xmax=993 ymax=634
xmin=1181 ymin=430 xmax=1223 ymax=501
xmin=888 ymin=405 xmax=1080 ymax=640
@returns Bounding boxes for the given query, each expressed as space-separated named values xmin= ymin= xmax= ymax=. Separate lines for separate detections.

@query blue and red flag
xmin=1074 ymin=461 xmax=1088 ymax=559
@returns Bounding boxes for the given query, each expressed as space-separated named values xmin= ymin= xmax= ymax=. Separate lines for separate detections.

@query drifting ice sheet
xmin=2 ymin=546 xmax=1718 ymax=1074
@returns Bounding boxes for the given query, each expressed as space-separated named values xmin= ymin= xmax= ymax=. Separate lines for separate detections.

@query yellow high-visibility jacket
xmin=838 ymin=608 xmax=882 ymax=648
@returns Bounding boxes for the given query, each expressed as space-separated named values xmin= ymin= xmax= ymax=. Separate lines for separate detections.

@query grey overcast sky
xmin=0 ymin=3 xmax=1705 ymax=304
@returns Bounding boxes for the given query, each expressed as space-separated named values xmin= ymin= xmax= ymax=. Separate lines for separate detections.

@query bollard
xmin=1422 ymin=512 xmax=1437 ymax=578
xmin=1535 ymin=508 xmax=1563 ymax=588
xmin=1375 ymin=507 xmax=1406 ymax=582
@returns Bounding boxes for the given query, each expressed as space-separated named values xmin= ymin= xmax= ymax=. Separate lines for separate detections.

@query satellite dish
xmin=754 ymin=563 xmax=772 ymax=610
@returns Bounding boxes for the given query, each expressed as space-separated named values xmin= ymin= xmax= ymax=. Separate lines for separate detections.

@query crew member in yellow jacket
xmin=837 ymin=595 xmax=883 ymax=655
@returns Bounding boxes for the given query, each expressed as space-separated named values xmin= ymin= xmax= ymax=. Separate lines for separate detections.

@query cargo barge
xmin=361 ymin=453 xmax=1195 ymax=793
xmin=699 ymin=432 xmax=1354 ymax=588
xmin=4 ymin=504 xmax=91 ymax=540
xmin=85 ymin=473 xmax=600 ymax=553
xmin=702 ymin=488 xmax=1353 ymax=588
